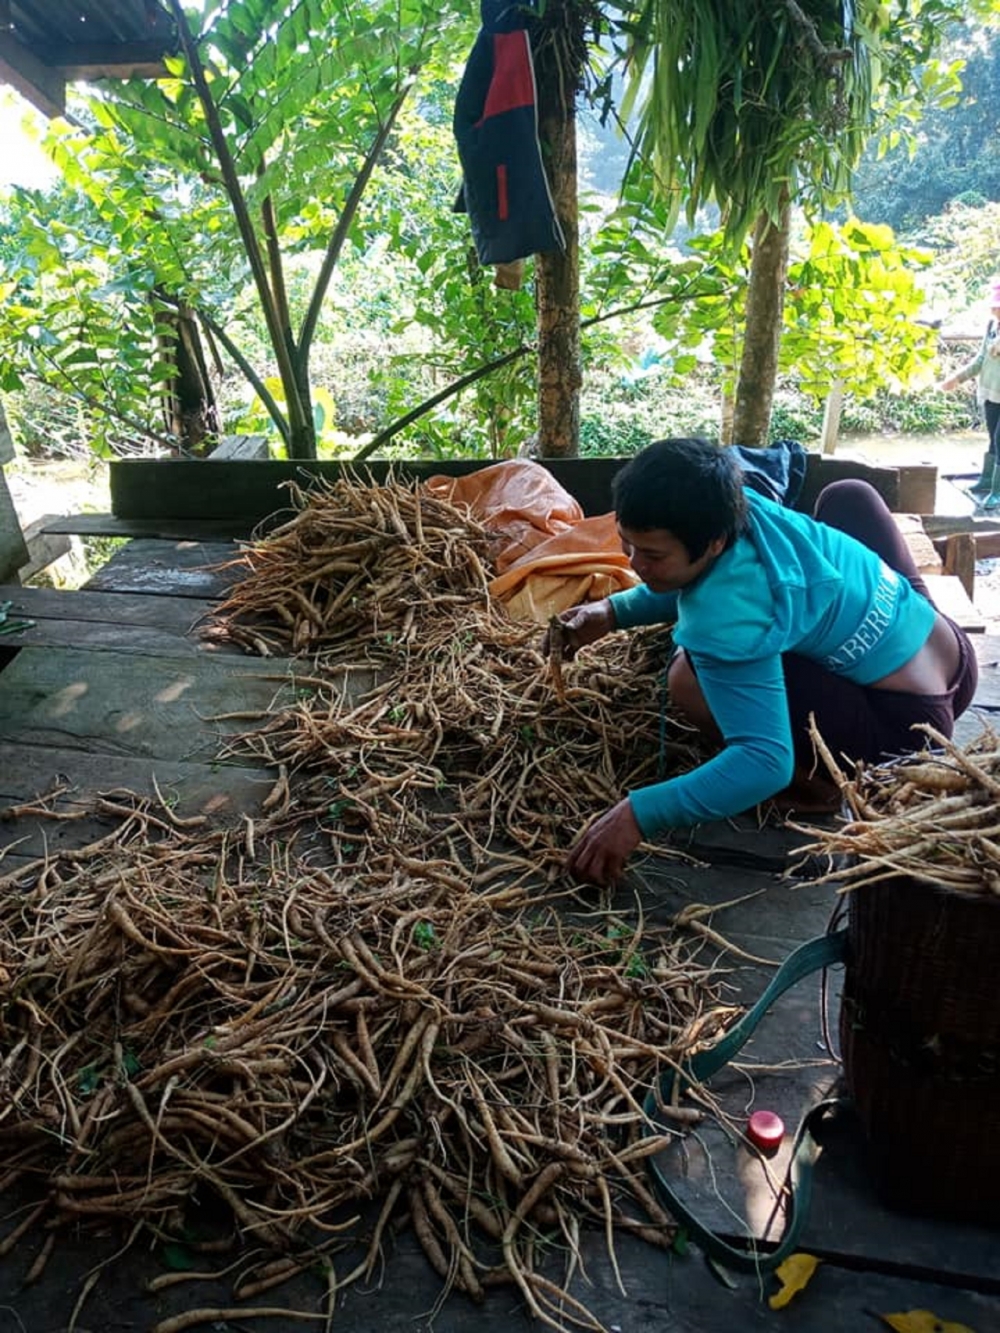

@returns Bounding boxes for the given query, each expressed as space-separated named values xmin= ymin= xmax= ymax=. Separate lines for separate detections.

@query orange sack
xmin=426 ymin=460 xmax=638 ymax=622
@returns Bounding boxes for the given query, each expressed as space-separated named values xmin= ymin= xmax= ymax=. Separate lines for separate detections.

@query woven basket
xmin=839 ymin=873 xmax=1000 ymax=1223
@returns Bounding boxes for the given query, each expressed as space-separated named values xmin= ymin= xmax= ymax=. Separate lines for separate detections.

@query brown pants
xmin=779 ymin=480 xmax=978 ymax=767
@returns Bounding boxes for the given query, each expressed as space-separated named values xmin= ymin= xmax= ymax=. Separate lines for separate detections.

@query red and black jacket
xmin=453 ymin=0 xmax=565 ymax=266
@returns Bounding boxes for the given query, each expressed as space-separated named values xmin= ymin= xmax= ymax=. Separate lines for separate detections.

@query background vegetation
xmin=1 ymin=11 xmax=998 ymax=466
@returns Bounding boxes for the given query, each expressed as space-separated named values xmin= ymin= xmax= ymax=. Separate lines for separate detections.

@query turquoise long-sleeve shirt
xmin=608 ymin=491 xmax=936 ymax=834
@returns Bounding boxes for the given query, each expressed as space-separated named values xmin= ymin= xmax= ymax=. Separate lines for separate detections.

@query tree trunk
xmin=535 ymin=74 xmax=581 ymax=457
xmin=155 ymin=297 xmax=219 ymax=453
xmin=732 ymin=190 xmax=791 ymax=448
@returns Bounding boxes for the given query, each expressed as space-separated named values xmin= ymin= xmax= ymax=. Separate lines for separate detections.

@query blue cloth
xmin=727 ymin=439 xmax=808 ymax=507
xmin=608 ymin=491 xmax=937 ymax=833
xmin=453 ymin=0 xmax=565 ymax=265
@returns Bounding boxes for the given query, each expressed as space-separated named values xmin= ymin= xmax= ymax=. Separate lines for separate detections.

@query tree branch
xmin=299 ymin=81 xmax=413 ymax=360
xmin=30 ymin=353 xmax=178 ymax=454
xmin=349 ymin=273 xmax=729 ymax=461
xmin=352 ymin=347 xmax=529 ymax=462
xmin=784 ymin=0 xmax=851 ymax=70
xmin=194 ymin=307 xmax=290 ymax=448
xmin=163 ymin=0 xmax=311 ymax=450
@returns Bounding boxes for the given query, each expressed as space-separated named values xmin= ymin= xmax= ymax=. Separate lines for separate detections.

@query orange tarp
xmin=426 ymin=460 xmax=638 ymax=622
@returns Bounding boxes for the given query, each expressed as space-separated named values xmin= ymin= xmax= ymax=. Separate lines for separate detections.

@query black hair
xmin=611 ymin=438 xmax=747 ymax=561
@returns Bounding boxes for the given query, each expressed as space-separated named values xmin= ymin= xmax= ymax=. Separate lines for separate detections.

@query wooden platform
xmin=893 ymin=511 xmax=987 ymax=630
xmin=1 ymin=532 xmax=999 ymax=1333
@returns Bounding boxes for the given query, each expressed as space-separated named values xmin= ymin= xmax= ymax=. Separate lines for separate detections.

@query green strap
xmin=644 ymin=928 xmax=848 ymax=1273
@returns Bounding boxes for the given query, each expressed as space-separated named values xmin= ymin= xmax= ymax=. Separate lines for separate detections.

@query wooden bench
xmin=893 ymin=512 xmax=985 ymax=632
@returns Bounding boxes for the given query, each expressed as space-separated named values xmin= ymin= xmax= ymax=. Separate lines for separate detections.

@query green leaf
xmin=160 ymin=1241 xmax=200 ymax=1272
xmin=77 ymin=1064 xmax=101 ymax=1095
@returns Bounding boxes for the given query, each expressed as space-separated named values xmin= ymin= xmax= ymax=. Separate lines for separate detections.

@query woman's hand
xmin=541 ymin=599 xmax=616 ymax=662
xmin=565 ymin=799 xmax=643 ymax=886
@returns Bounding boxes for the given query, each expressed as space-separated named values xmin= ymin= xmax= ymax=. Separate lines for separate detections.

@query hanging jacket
xmin=453 ymin=0 xmax=565 ymax=266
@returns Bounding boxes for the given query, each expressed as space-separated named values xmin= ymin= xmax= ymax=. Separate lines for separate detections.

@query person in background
xmin=548 ymin=438 xmax=978 ymax=887
xmin=940 ymin=276 xmax=1000 ymax=510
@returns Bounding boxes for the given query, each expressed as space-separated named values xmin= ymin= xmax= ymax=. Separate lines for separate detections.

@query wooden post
xmin=820 ymin=381 xmax=844 ymax=456
xmin=0 ymin=469 xmax=29 ymax=584
xmin=0 ymin=397 xmax=14 ymax=465
xmin=942 ymin=533 xmax=977 ymax=601
xmin=720 ymin=389 xmax=735 ymax=446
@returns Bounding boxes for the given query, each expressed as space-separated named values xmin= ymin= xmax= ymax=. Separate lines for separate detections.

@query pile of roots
xmin=207 ymin=472 xmax=700 ymax=869
xmin=0 ymin=472 xmax=722 ymax=1333
xmin=793 ymin=719 xmax=1000 ymax=895
xmin=0 ymin=811 xmax=736 ymax=1330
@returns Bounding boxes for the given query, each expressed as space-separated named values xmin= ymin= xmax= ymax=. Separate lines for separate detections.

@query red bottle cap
xmin=747 ymin=1109 xmax=785 ymax=1153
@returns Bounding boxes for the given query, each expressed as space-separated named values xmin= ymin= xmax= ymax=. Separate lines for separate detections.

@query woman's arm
xmin=941 ymin=332 xmax=988 ymax=390
xmin=566 ymin=653 xmax=796 ymax=885
xmin=628 ymin=652 xmax=795 ymax=833
xmin=607 ymin=583 xmax=679 ymax=628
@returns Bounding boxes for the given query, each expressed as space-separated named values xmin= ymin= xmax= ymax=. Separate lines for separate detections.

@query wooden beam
xmin=892 ymin=513 xmax=942 ymax=576
xmin=924 ymin=574 xmax=986 ymax=632
xmin=0 ymin=466 xmax=29 ymax=584
xmin=0 ymin=33 xmax=65 ymax=118
xmin=110 ymin=453 xmax=906 ymax=526
xmin=209 ymin=434 xmax=270 ymax=461
xmin=17 ymin=514 xmax=72 ymax=584
xmin=923 ymin=513 xmax=1000 ymax=539
xmin=962 ymin=530 xmax=1000 ymax=560
xmin=896 ymin=464 xmax=938 ymax=516
xmin=43 ymin=41 xmax=174 ymax=79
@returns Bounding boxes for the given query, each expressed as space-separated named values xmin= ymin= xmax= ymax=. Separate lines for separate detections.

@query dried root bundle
xmin=791 ymin=719 xmax=1000 ymax=896
xmin=207 ymin=473 xmax=498 ymax=657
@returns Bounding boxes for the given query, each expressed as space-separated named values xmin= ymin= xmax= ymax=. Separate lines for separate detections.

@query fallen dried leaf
xmin=768 ymin=1252 xmax=821 ymax=1309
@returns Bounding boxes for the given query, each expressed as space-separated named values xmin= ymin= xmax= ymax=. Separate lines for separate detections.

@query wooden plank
xmin=18 ymin=513 xmax=72 ymax=581
xmin=43 ymin=513 xmax=258 ymax=541
xmin=110 ymin=454 xmax=904 ymax=524
xmin=973 ymin=633 xmax=1000 ymax=667
xmin=892 ymin=512 xmax=942 ymax=574
xmin=967 ymin=529 xmax=1000 ymax=559
xmin=929 ymin=527 xmax=1000 ymax=564
xmin=0 ymin=645 xmax=300 ymax=764
xmin=83 ymin=537 xmax=246 ymax=598
xmin=925 ymin=573 xmax=987 ymax=632
xmin=209 ymin=433 xmax=270 ymax=460
xmin=0 ymin=743 xmax=275 ymax=859
xmin=0 ymin=32 xmax=66 ymax=118
xmin=0 ymin=611 xmax=207 ymax=656
xmin=0 ymin=398 xmax=14 ymax=464
xmin=1 ymin=1177 xmax=998 ymax=1333
xmin=924 ymin=512 xmax=1000 ymax=539
xmin=897 ymin=463 xmax=938 ymax=515
xmin=0 ymin=583 xmax=217 ymax=631
xmin=0 ymin=584 xmax=240 ymax=655
xmin=0 ymin=465 xmax=29 ymax=583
